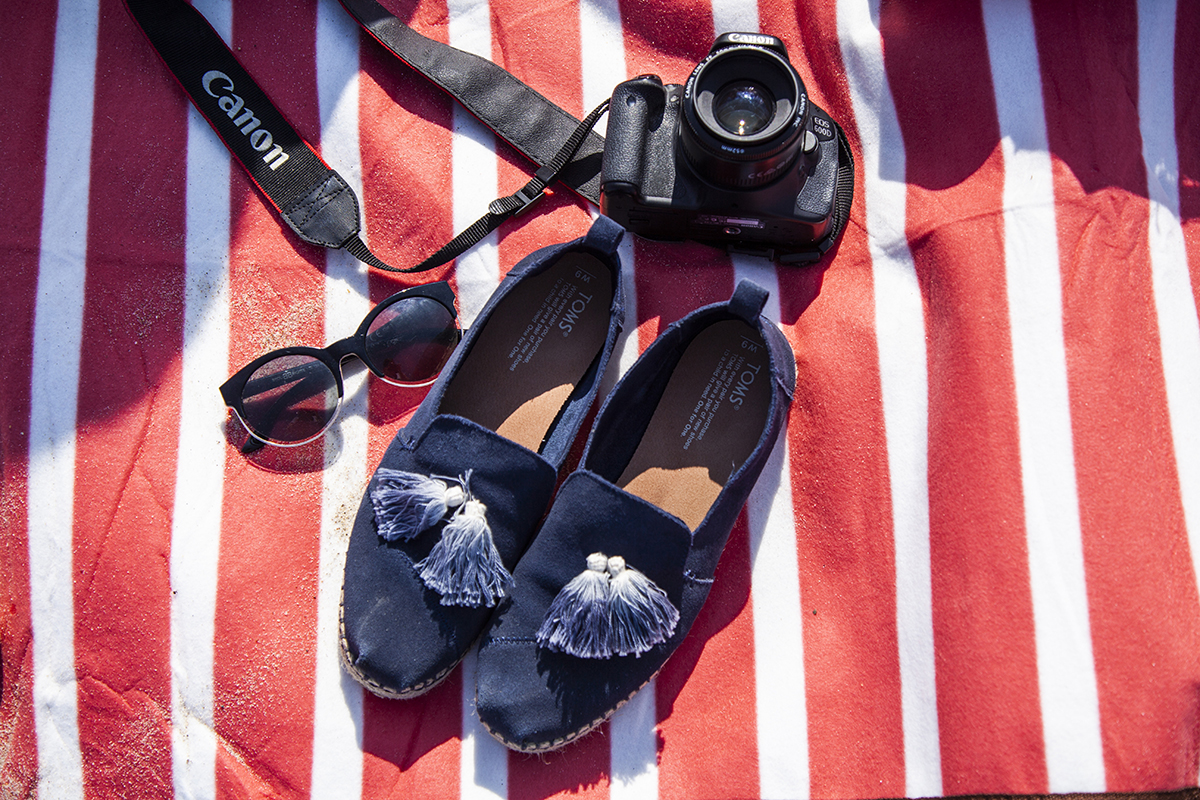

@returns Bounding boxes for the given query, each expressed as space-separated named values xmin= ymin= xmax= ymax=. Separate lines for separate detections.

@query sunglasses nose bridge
xmin=325 ymin=335 xmax=367 ymax=376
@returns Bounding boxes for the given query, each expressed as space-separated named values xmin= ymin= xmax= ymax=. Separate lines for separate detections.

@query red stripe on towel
xmin=1034 ymin=0 xmax=1200 ymax=788
xmin=0 ymin=5 xmax=59 ymax=797
xmin=214 ymin=3 xmax=326 ymax=797
xmin=71 ymin=2 xmax=189 ymax=796
xmin=781 ymin=2 xmax=907 ymax=795
xmin=882 ymin=1 xmax=1049 ymax=792
xmin=508 ymin=729 xmax=611 ymax=800
xmin=361 ymin=678 xmax=464 ymax=800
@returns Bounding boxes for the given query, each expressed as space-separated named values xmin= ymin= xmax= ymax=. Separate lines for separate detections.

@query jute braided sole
xmin=478 ymin=659 xmax=667 ymax=754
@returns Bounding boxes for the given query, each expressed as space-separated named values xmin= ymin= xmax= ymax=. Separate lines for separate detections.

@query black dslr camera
xmin=600 ymin=33 xmax=853 ymax=263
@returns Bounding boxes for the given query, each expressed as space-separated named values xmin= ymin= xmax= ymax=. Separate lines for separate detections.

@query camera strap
xmin=127 ymin=0 xmax=854 ymax=268
xmin=337 ymin=0 xmax=606 ymax=204
xmin=338 ymin=0 xmax=856 ymax=265
xmin=123 ymin=0 xmax=607 ymax=274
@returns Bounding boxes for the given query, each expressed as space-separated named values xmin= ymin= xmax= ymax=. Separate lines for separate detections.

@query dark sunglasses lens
xmin=240 ymin=354 xmax=339 ymax=444
xmin=365 ymin=296 xmax=458 ymax=384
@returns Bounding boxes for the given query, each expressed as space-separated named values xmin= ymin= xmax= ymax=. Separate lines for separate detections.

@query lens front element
xmin=714 ymin=81 xmax=775 ymax=136
xmin=681 ymin=42 xmax=808 ymax=188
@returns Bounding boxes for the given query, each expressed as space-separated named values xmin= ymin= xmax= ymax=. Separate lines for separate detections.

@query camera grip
xmin=600 ymin=77 xmax=667 ymax=193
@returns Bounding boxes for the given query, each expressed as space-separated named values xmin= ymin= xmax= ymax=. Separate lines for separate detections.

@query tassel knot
xmin=537 ymin=552 xmax=679 ymax=659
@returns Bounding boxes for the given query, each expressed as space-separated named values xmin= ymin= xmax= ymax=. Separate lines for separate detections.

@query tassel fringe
xmin=537 ymin=553 xmax=612 ymax=658
xmin=537 ymin=552 xmax=679 ymax=659
xmin=370 ymin=469 xmax=465 ymax=541
xmin=605 ymin=556 xmax=680 ymax=657
xmin=371 ymin=469 xmax=511 ymax=608
xmin=416 ymin=499 xmax=512 ymax=607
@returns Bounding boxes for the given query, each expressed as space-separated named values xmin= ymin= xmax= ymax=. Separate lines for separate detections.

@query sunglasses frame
xmin=220 ymin=281 xmax=460 ymax=448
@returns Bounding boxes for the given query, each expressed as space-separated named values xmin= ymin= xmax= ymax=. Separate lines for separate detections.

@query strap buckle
xmin=490 ymin=163 xmax=556 ymax=218
xmin=491 ymin=183 xmax=546 ymax=217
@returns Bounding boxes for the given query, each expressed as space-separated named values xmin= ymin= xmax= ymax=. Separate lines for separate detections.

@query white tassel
xmin=604 ymin=556 xmax=679 ymax=658
xmin=370 ymin=469 xmax=465 ymax=542
xmin=537 ymin=553 xmax=679 ymax=659
xmin=536 ymin=552 xmax=613 ymax=658
xmin=416 ymin=499 xmax=513 ymax=607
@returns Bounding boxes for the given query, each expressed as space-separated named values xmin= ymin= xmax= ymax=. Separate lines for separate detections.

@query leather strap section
xmin=124 ymin=0 xmax=410 ymax=271
xmin=338 ymin=0 xmax=606 ymax=204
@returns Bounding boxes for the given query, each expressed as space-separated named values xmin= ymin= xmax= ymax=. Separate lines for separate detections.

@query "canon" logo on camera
xmin=202 ymin=70 xmax=289 ymax=171
xmin=726 ymin=33 xmax=775 ymax=47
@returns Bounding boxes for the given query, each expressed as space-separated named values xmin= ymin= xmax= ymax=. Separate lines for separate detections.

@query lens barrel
xmin=680 ymin=41 xmax=808 ymax=189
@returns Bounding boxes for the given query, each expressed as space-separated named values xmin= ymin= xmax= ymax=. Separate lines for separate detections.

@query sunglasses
xmin=220 ymin=281 xmax=460 ymax=448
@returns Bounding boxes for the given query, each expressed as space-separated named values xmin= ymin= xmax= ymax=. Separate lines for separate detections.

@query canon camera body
xmin=600 ymin=33 xmax=851 ymax=263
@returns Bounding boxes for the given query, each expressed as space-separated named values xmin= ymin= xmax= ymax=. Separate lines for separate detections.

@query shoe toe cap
xmin=475 ymin=632 xmax=667 ymax=752
xmin=342 ymin=565 xmax=484 ymax=697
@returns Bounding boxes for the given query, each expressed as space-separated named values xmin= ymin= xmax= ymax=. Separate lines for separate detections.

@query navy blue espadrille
xmin=339 ymin=216 xmax=625 ymax=698
xmin=474 ymin=279 xmax=795 ymax=751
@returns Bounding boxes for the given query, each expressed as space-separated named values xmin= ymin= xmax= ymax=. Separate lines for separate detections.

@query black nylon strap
xmin=340 ymin=99 xmax=608 ymax=274
xmin=400 ymin=99 xmax=611 ymax=273
xmin=124 ymin=0 xmax=608 ymax=274
xmin=124 ymin=0 xmax=432 ymax=273
xmin=338 ymin=0 xmax=606 ymax=205
xmin=339 ymin=0 xmax=857 ymax=264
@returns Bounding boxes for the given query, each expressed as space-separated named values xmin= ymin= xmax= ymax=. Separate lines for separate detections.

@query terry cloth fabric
xmin=2 ymin=0 xmax=1199 ymax=798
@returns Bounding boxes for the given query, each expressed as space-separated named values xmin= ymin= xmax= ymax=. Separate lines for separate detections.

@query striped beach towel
xmin=2 ymin=0 xmax=1198 ymax=797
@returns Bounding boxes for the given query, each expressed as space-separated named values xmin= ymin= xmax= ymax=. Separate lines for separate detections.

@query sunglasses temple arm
xmin=241 ymin=436 xmax=266 ymax=455
xmin=242 ymin=358 xmax=335 ymax=396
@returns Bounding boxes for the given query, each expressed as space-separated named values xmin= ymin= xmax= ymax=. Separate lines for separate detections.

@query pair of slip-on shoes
xmin=339 ymin=215 xmax=796 ymax=751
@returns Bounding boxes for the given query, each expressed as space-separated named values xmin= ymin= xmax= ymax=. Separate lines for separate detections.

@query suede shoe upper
xmin=340 ymin=216 xmax=626 ymax=698
xmin=475 ymin=279 xmax=795 ymax=750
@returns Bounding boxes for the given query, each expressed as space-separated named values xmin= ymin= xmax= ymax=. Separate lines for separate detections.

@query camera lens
xmin=713 ymin=81 xmax=775 ymax=136
xmin=681 ymin=42 xmax=808 ymax=189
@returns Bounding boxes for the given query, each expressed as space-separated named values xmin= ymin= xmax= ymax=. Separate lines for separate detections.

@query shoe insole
xmin=617 ymin=320 xmax=772 ymax=531
xmin=440 ymin=253 xmax=613 ymax=453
